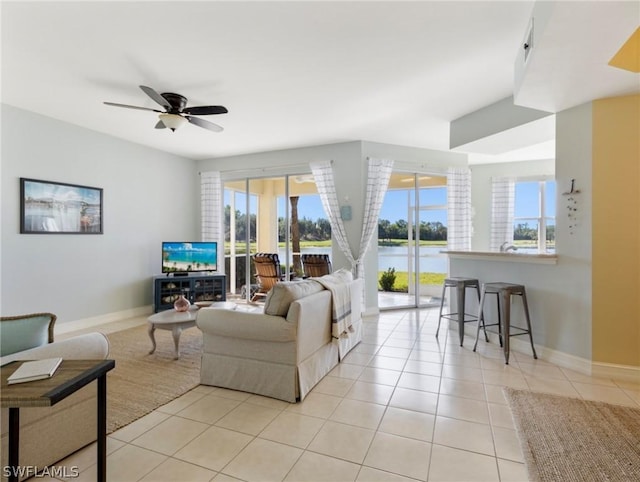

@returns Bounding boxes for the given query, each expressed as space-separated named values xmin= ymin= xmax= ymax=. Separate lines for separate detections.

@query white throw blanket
xmin=312 ymin=272 xmax=353 ymax=339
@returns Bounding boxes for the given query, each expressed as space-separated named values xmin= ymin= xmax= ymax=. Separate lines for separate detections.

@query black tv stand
xmin=153 ymin=274 xmax=226 ymax=312
xmin=171 ymin=272 xmax=189 ymax=277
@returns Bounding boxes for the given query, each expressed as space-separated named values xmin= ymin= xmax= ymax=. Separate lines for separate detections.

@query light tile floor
xmin=45 ymin=307 xmax=639 ymax=482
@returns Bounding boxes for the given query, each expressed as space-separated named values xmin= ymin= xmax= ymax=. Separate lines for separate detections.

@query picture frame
xmin=20 ymin=178 xmax=103 ymax=234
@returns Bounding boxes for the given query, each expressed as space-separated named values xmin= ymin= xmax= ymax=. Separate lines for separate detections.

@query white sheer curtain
xmin=310 ymin=161 xmax=356 ymax=270
xmin=357 ymin=158 xmax=393 ymax=277
xmin=447 ymin=167 xmax=472 ymax=250
xmin=201 ymin=171 xmax=222 ymax=245
xmin=490 ymin=177 xmax=515 ymax=251
xmin=311 ymin=158 xmax=393 ymax=278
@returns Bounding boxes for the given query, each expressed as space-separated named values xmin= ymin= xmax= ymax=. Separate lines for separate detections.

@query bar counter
xmin=442 ymin=250 xmax=558 ymax=265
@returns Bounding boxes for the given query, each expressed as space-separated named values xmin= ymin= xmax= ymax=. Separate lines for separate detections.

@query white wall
xmin=553 ymin=101 xmax=593 ymax=360
xmin=361 ymin=142 xmax=469 ymax=170
xmin=1 ymin=105 xmax=199 ymax=324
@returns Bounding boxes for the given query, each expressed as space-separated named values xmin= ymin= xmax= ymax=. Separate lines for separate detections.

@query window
xmin=513 ymin=180 xmax=556 ymax=253
xmin=223 ymin=174 xmax=327 ymax=299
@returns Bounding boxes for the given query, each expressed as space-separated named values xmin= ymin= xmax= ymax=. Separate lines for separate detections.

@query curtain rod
xmin=392 ymin=161 xmax=449 ymax=175
xmin=200 ymin=160 xmax=333 ymax=175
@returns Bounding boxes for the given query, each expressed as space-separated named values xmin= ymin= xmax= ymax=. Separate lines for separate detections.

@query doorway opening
xmin=378 ymin=172 xmax=448 ymax=309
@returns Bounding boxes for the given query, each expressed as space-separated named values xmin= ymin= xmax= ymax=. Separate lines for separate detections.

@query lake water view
xmin=279 ymin=246 xmax=448 ymax=273
xmin=270 ymin=244 xmax=550 ymax=275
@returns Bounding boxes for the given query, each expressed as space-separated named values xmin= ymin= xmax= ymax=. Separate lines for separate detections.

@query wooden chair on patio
xmin=251 ymin=253 xmax=283 ymax=301
xmin=301 ymin=254 xmax=332 ymax=278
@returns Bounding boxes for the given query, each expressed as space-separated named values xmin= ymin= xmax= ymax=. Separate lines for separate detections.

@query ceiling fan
xmin=104 ymin=85 xmax=228 ymax=132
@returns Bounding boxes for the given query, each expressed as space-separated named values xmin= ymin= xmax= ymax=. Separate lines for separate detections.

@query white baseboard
xmin=531 ymin=342 xmax=592 ymax=375
xmin=54 ymin=305 xmax=153 ymax=335
xmin=460 ymin=325 xmax=639 ymax=381
xmin=592 ymin=361 xmax=640 ymax=384
xmin=474 ymin=328 xmax=592 ymax=374
xmin=363 ymin=307 xmax=380 ymax=317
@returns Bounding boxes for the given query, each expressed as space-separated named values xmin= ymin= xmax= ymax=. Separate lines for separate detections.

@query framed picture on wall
xmin=20 ymin=178 xmax=103 ymax=234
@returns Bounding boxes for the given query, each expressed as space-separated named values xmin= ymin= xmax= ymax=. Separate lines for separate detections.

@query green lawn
xmin=379 ymin=270 xmax=445 ymax=292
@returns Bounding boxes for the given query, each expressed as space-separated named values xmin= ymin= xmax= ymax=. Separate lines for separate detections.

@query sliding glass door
xmin=378 ymin=172 xmax=448 ymax=309
xmin=278 ymin=175 xmax=330 ymax=278
xmin=223 ymin=179 xmax=257 ymax=300
xmin=224 ymin=173 xmax=329 ymax=302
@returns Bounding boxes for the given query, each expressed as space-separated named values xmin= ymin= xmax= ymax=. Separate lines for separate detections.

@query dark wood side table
xmin=1 ymin=359 xmax=115 ymax=482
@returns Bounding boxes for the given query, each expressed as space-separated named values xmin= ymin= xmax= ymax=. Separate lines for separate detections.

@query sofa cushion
xmin=0 ymin=332 xmax=110 ymax=366
xmin=264 ymin=279 xmax=324 ymax=316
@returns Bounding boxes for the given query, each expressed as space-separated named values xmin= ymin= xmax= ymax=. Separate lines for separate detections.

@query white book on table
xmin=7 ymin=357 xmax=63 ymax=385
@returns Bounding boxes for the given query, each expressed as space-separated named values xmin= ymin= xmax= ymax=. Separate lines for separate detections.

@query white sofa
xmin=1 ymin=333 xmax=110 ymax=481
xmin=197 ymin=270 xmax=363 ymax=402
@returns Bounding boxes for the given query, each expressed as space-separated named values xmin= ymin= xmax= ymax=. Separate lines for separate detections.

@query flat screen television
xmin=162 ymin=242 xmax=218 ymax=274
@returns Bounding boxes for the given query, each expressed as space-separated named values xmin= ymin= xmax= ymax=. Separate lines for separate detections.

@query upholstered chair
xmin=0 ymin=312 xmax=56 ymax=357
xmin=1 ymin=312 xmax=109 ymax=479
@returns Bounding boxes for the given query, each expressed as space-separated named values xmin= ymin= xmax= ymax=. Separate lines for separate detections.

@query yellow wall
xmin=592 ymin=94 xmax=640 ymax=366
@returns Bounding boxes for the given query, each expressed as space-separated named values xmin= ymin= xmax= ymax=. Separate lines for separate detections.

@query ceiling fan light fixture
xmin=159 ymin=113 xmax=187 ymax=131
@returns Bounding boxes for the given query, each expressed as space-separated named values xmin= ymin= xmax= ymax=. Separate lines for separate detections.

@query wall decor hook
xmin=562 ymin=178 xmax=581 ymax=195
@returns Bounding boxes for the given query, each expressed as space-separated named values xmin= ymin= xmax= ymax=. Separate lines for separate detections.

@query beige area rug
xmin=504 ymin=388 xmax=640 ymax=482
xmin=105 ymin=324 xmax=201 ymax=434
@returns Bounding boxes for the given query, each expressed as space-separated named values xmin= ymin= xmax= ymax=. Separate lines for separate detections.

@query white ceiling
xmin=1 ymin=1 xmax=638 ymax=161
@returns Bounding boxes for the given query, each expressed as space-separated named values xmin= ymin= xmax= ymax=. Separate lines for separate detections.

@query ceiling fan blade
xmin=186 ymin=115 xmax=224 ymax=132
xmin=155 ymin=120 xmax=166 ymax=129
xmin=103 ymin=101 xmax=161 ymax=113
xmin=182 ymin=105 xmax=228 ymax=116
xmin=139 ymin=85 xmax=171 ymax=109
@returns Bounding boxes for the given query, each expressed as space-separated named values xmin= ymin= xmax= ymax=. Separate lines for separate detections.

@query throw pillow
xmin=264 ymin=280 xmax=325 ymax=316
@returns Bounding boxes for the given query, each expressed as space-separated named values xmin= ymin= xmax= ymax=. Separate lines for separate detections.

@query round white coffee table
xmin=197 ymin=301 xmax=237 ymax=310
xmin=148 ymin=302 xmax=236 ymax=359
